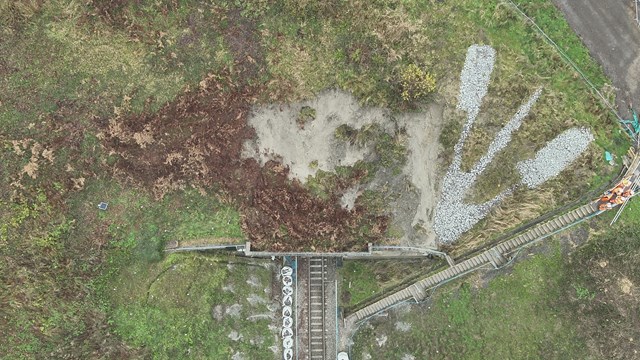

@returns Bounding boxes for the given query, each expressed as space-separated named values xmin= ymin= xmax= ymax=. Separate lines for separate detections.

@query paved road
xmin=552 ymin=0 xmax=640 ymax=116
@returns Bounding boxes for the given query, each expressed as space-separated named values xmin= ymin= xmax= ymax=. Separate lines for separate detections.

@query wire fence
xmin=505 ymin=0 xmax=623 ymax=122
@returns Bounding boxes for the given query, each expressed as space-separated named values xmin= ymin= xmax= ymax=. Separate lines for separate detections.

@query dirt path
xmin=552 ymin=0 xmax=640 ymax=116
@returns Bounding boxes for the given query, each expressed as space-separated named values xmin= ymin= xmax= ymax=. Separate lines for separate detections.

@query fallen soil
xmin=552 ymin=0 xmax=640 ymax=116
xmin=399 ymin=104 xmax=444 ymax=247
xmin=100 ymin=71 xmax=387 ymax=252
xmin=243 ymin=90 xmax=443 ymax=249
xmin=243 ymin=90 xmax=395 ymax=182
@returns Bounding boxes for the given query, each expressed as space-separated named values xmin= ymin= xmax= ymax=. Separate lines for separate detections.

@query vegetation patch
xmin=352 ymin=199 xmax=640 ymax=359
xmin=398 ymin=63 xmax=436 ymax=103
xmin=338 ymin=258 xmax=440 ymax=311
xmin=351 ymin=245 xmax=590 ymax=359
xmin=297 ymin=105 xmax=317 ymax=128
xmin=104 ymin=253 xmax=277 ymax=359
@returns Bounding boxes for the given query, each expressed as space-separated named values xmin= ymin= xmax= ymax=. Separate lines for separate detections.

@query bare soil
xmin=243 ymin=90 xmax=443 ymax=248
xmin=243 ymin=90 xmax=395 ymax=182
xmin=100 ymin=70 xmax=387 ymax=252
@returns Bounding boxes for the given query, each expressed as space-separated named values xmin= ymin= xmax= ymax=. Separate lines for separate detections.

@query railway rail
xmin=308 ymin=257 xmax=330 ymax=360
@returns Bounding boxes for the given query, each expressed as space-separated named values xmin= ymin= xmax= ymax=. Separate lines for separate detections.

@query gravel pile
xmin=452 ymin=45 xmax=496 ymax=170
xmin=457 ymin=45 xmax=495 ymax=119
xmin=434 ymin=45 xmax=543 ymax=244
xmin=433 ymin=180 xmax=511 ymax=244
xmin=517 ymin=127 xmax=594 ymax=188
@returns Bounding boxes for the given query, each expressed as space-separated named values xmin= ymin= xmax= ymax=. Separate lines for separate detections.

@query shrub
xmin=296 ymin=106 xmax=316 ymax=129
xmin=398 ymin=64 xmax=436 ymax=102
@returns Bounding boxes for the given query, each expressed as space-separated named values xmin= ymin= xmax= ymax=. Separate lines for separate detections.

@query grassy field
xmin=0 ymin=0 xmax=633 ymax=358
xmin=351 ymin=204 xmax=640 ymax=359
xmin=102 ymin=252 xmax=277 ymax=359
xmin=339 ymin=259 xmax=427 ymax=309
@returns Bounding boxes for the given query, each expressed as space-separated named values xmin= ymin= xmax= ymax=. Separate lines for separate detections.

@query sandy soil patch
xmin=243 ymin=89 xmax=443 ymax=248
xmin=243 ymin=89 xmax=395 ymax=181
xmin=399 ymin=106 xmax=443 ymax=245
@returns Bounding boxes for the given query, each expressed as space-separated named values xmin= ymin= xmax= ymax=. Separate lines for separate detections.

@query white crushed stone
xmin=246 ymin=293 xmax=267 ymax=306
xmin=231 ymin=352 xmax=245 ymax=360
xmin=402 ymin=355 xmax=416 ymax=360
xmin=457 ymin=45 xmax=495 ymax=121
xmin=375 ymin=334 xmax=388 ymax=347
xmin=246 ymin=314 xmax=272 ymax=322
xmin=212 ymin=304 xmax=224 ymax=321
xmin=246 ymin=274 xmax=262 ymax=288
xmin=249 ymin=336 xmax=265 ymax=345
xmin=435 ymin=44 xmax=593 ymax=245
xmin=517 ymin=127 xmax=593 ymax=188
xmin=434 ymin=44 xmax=543 ymax=244
xmin=471 ymin=89 xmax=543 ymax=175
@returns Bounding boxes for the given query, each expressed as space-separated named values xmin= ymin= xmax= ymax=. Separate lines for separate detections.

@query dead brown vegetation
xmin=100 ymin=68 xmax=387 ymax=252
xmin=452 ymin=188 xmax=555 ymax=257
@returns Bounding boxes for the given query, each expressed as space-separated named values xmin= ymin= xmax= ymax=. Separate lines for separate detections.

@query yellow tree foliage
xmin=399 ymin=64 xmax=436 ymax=102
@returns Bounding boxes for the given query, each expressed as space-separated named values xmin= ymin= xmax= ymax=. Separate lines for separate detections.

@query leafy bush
xmin=296 ymin=105 xmax=316 ymax=128
xmin=398 ymin=63 xmax=436 ymax=102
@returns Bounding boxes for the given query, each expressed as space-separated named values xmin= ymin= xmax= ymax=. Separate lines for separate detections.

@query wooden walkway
xmin=346 ymin=149 xmax=640 ymax=325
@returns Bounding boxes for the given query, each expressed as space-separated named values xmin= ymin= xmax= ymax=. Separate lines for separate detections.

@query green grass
xmin=0 ymin=0 xmax=231 ymax=133
xmin=104 ymin=253 xmax=275 ymax=359
xmin=0 ymin=176 xmax=251 ymax=358
xmin=340 ymin=261 xmax=383 ymax=307
xmin=82 ymin=181 xmax=276 ymax=359
xmin=351 ymin=245 xmax=591 ymax=359
xmin=351 ymin=199 xmax=640 ymax=359
xmin=339 ymin=259 xmax=441 ymax=310
xmin=0 ymin=2 xmax=255 ymax=356
xmin=170 ymin=192 xmax=244 ymax=241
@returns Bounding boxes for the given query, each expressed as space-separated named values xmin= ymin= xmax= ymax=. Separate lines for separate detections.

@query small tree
xmin=399 ymin=64 xmax=436 ymax=102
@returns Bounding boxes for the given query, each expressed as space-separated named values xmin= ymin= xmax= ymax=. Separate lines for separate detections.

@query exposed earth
xmin=101 ymin=76 xmax=389 ymax=252
xmin=243 ymin=89 xmax=443 ymax=248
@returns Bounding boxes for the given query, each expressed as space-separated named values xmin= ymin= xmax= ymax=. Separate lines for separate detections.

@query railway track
xmin=308 ymin=257 xmax=329 ymax=360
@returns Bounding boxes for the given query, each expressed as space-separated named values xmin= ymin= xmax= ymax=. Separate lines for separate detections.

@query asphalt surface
xmin=551 ymin=0 xmax=640 ymax=117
